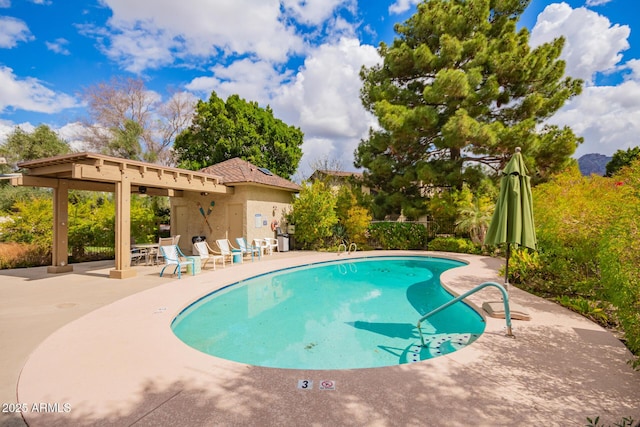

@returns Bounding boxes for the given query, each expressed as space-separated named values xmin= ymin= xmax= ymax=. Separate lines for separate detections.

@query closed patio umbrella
xmin=484 ymin=147 xmax=537 ymax=287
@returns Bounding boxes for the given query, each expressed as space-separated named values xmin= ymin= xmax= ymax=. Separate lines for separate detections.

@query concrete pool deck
xmin=1 ymin=251 xmax=639 ymax=426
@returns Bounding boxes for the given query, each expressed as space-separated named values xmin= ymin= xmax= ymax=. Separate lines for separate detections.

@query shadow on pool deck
xmin=2 ymin=251 xmax=639 ymax=426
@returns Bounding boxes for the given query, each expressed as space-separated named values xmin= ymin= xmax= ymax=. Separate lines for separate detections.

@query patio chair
xmin=192 ymin=241 xmax=225 ymax=270
xmin=155 ymin=237 xmax=174 ymax=265
xmin=159 ymin=244 xmax=195 ymax=279
xmin=235 ymin=237 xmax=261 ymax=261
xmin=172 ymin=235 xmax=181 ymax=245
xmin=130 ymin=246 xmax=147 ymax=265
xmin=253 ymin=238 xmax=267 ymax=256
xmin=263 ymin=237 xmax=278 ymax=255
xmin=215 ymin=239 xmax=241 ymax=264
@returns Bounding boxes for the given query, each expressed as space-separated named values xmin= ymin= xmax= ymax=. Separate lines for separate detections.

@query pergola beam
xmin=11 ymin=153 xmax=229 ymax=279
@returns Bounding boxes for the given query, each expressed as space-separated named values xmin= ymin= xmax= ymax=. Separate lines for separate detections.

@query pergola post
xmin=12 ymin=153 xmax=227 ymax=279
xmin=110 ymin=175 xmax=136 ymax=279
xmin=47 ymin=179 xmax=73 ymax=274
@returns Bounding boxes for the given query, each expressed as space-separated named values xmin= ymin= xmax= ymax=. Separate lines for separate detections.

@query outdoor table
xmin=186 ymin=255 xmax=201 ymax=275
xmin=131 ymin=243 xmax=159 ymax=265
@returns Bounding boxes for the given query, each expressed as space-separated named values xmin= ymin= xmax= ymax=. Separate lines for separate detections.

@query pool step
xmin=406 ymin=333 xmax=481 ymax=363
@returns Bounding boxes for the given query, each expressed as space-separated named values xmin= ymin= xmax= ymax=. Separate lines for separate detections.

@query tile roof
xmin=200 ymin=158 xmax=301 ymax=192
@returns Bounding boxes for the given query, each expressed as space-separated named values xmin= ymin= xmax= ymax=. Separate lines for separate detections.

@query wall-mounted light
xmin=201 ymin=192 xmax=209 ymax=196
xmin=139 ymin=186 xmax=147 ymax=194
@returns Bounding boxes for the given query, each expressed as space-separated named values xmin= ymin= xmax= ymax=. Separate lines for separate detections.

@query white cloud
xmin=626 ymin=59 xmax=640 ymax=80
xmin=186 ymin=59 xmax=291 ymax=106
xmin=0 ymin=66 xmax=79 ymax=113
xmin=551 ymin=81 xmax=640 ymax=157
xmin=57 ymin=122 xmax=91 ymax=151
xmin=99 ymin=26 xmax=178 ymax=74
xmin=0 ymin=16 xmax=33 ymax=48
xmin=530 ymin=3 xmax=640 ymax=157
xmin=272 ymin=37 xmax=381 ymax=176
xmin=585 ymin=0 xmax=612 ymax=6
xmin=530 ymin=3 xmax=630 ymax=84
xmin=388 ymin=0 xmax=420 ymax=15
xmin=185 ymin=37 xmax=380 ymax=177
xmin=281 ymin=0 xmax=353 ymax=25
xmin=96 ymin=0 xmax=305 ymax=71
xmin=45 ymin=37 xmax=70 ymax=55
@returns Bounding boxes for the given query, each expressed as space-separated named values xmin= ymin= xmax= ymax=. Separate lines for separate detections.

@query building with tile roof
xmin=171 ymin=158 xmax=300 ymax=253
xmin=4 ymin=153 xmax=301 ymax=277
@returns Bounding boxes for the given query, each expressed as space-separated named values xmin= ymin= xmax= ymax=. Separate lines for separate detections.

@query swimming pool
xmin=171 ymin=256 xmax=485 ymax=370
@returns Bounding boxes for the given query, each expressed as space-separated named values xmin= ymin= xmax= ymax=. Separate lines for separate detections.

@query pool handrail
xmin=337 ymin=242 xmax=357 ymax=255
xmin=416 ymin=281 xmax=514 ymax=346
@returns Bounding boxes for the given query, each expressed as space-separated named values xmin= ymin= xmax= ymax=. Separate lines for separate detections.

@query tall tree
xmin=107 ymin=120 xmax=144 ymax=160
xmin=605 ymin=146 xmax=640 ymax=177
xmin=81 ymin=77 xmax=195 ymax=164
xmin=356 ymin=0 xmax=583 ymax=219
xmin=0 ymin=124 xmax=71 ymax=172
xmin=174 ymin=91 xmax=304 ymax=179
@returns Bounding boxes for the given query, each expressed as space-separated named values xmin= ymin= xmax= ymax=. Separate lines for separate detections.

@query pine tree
xmin=356 ymin=0 xmax=583 ymax=219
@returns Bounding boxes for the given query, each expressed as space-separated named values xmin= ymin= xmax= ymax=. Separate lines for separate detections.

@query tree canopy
xmin=81 ymin=77 xmax=195 ymax=165
xmin=355 ymin=0 xmax=583 ymax=219
xmin=0 ymin=124 xmax=71 ymax=173
xmin=173 ymin=91 xmax=303 ymax=179
xmin=605 ymin=146 xmax=640 ymax=177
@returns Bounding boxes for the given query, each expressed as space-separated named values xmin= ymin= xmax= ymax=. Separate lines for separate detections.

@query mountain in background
xmin=578 ymin=153 xmax=612 ymax=176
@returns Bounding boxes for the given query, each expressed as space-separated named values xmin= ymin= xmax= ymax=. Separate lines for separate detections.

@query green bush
xmin=427 ymin=236 xmax=479 ymax=254
xmin=598 ymin=202 xmax=640 ymax=363
xmin=0 ymin=191 xmax=162 ymax=264
xmin=288 ymin=181 xmax=338 ymax=250
xmin=367 ymin=222 xmax=428 ymax=250
xmin=503 ymin=247 xmax=541 ymax=285
xmin=522 ymin=163 xmax=640 ymax=365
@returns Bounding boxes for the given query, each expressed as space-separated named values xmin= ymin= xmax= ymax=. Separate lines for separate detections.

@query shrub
xmin=504 ymin=247 xmax=541 ymax=285
xmin=367 ymin=222 xmax=428 ymax=250
xmin=598 ymin=202 xmax=640 ymax=364
xmin=288 ymin=181 xmax=338 ymax=249
xmin=427 ymin=236 xmax=479 ymax=254
xmin=0 ymin=242 xmax=50 ymax=269
xmin=524 ymin=163 xmax=640 ymax=365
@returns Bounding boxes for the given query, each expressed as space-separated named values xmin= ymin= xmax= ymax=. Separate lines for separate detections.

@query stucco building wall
xmin=171 ymin=186 xmax=294 ymax=254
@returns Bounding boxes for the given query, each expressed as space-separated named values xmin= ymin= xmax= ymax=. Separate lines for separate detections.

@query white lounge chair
xmin=192 ymin=241 xmax=225 ymax=270
xmin=159 ymin=244 xmax=194 ymax=279
xmin=235 ymin=237 xmax=261 ymax=261
xmin=215 ymin=239 xmax=241 ymax=264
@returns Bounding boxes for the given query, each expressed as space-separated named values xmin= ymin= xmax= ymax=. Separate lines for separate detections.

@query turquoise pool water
xmin=171 ymin=256 xmax=485 ymax=370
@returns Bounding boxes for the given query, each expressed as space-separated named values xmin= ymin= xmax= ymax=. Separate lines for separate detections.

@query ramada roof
xmin=200 ymin=158 xmax=301 ymax=192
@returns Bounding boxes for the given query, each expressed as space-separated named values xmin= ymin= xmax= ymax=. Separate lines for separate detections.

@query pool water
xmin=171 ymin=256 xmax=485 ymax=370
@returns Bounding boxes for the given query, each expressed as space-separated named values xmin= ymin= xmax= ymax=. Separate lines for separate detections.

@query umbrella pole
xmin=504 ymin=243 xmax=510 ymax=293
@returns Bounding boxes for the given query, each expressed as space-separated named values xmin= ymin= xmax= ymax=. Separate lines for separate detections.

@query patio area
xmin=1 ymin=251 xmax=639 ymax=426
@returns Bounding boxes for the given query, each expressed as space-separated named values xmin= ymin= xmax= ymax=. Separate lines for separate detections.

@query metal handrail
xmin=337 ymin=243 xmax=347 ymax=255
xmin=417 ymin=281 xmax=514 ymax=346
xmin=348 ymin=242 xmax=357 ymax=254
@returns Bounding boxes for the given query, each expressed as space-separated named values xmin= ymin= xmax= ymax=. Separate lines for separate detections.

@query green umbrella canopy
xmin=485 ymin=149 xmax=537 ymax=250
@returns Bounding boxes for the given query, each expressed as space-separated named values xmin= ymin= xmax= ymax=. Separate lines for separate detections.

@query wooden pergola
xmin=9 ymin=153 xmax=230 ymax=279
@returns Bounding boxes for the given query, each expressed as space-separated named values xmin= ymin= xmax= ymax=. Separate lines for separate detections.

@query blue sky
xmin=0 ymin=0 xmax=638 ymax=177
